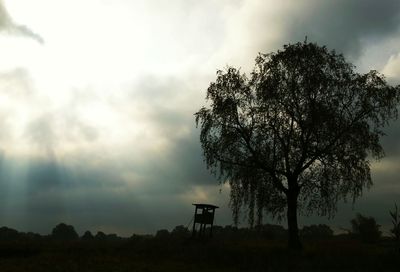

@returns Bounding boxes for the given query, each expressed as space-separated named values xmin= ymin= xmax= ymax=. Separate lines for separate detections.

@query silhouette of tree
xmin=51 ymin=223 xmax=79 ymax=241
xmin=351 ymin=213 xmax=381 ymax=243
xmin=95 ymin=231 xmax=107 ymax=241
xmin=0 ymin=227 xmax=22 ymax=241
xmin=195 ymin=40 xmax=400 ymax=249
xmin=155 ymin=229 xmax=170 ymax=239
xmin=81 ymin=230 xmax=94 ymax=241
xmin=389 ymin=203 xmax=400 ymax=242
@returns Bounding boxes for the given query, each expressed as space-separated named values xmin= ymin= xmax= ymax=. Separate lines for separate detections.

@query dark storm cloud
xmin=165 ymin=132 xmax=217 ymax=185
xmin=130 ymin=131 xmax=218 ymax=190
xmin=23 ymin=111 xmax=99 ymax=158
xmin=0 ymin=155 xmax=227 ymax=235
xmin=127 ymin=75 xmax=217 ymax=186
xmin=380 ymin=119 xmax=400 ymax=157
xmin=228 ymin=0 xmax=400 ymax=64
xmin=0 ymin=72 xmax=225 ymax=235
xmin=290 ymin=0 xmax=400 ymax=58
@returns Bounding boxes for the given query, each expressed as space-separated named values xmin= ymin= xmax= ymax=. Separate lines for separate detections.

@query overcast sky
xmin=0 ymin=0 xmax=400 ymax=236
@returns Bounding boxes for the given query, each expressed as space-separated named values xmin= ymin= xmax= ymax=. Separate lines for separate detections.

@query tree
xmin=51 ymin=223 xmax=79 ymax=241
xmin=155 ymin=229 xmax=170 ymax=239
xmin=95 ymin=231 xmax=107 ymax=241
xmin=351 ymin=213 xmax=381 ymax=243
xmin=195 ymin=41 xmax=399 ymax=250
xmin=81 ymin=230 xmax=94 ymax=241
xmin=389 ymin=203 xmax=400 ymax=242
xmin=0 ymin=227 xmax=22 ymax=241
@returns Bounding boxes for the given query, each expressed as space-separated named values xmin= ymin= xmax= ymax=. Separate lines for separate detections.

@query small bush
xmin=350 ymin=214 xmax=381 ymax=243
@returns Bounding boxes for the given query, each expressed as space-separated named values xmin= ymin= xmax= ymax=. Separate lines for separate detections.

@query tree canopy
xmin=195 ymin=41 xmax=400 ymax=249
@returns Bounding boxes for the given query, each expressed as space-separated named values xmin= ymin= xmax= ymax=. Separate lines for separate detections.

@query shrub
xmin=350 ymin=213 xmax=381 ymax=243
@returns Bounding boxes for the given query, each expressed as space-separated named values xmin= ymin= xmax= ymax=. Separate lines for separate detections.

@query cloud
xmin=0 ymin=68 xmax=230 ymax=235
xmin=294 ymin=0 xmax=400 ymax=57
xmin=0 ymin=0 xmax=44 ymax=43
xmin=382 ymin=52 xmax=400 ymax=84
xmin=10 ymin=24 xmax=44 ymax=44
xmin=0 ymin=68 xmax=101 ymax=158
xmin=219 ymin=0 xmax=400 ymax=69
xmin=0 ymin=150 xmax=229 ymax=235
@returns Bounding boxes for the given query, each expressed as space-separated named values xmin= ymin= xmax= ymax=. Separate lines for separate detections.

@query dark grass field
xmin=0 ymin=237 xmax=399 ymax=272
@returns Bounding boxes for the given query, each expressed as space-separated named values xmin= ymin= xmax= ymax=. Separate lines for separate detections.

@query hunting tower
xmin=192 ymin=203 xmax=218 ymax=237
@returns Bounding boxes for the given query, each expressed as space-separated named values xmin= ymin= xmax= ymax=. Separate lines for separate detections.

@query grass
xmin=0 ymin=237 xmax=398 ymax=271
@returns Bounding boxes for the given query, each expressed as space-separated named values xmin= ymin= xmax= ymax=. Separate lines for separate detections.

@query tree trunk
xmin=287 ymin=189 xmax=302 ymax=250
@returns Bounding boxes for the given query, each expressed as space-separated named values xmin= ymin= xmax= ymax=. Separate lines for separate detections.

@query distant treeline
xmin=1 ymin=211 xmax=394 ymax=244
xmin=0 ymin=220 xmax=377 ymax=243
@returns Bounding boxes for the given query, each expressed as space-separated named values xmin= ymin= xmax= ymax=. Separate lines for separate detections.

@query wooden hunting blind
xmin=192 ymin=203 xmax=218 ymax=237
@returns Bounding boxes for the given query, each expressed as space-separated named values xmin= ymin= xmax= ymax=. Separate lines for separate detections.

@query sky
xmin=0 ymin=0 xmax=400 ymax=236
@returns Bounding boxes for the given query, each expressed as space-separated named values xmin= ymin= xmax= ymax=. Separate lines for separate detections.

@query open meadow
xmin=0 ymin=233 xmax=399 ymax=272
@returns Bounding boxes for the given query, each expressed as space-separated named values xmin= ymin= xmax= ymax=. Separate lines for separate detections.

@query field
xmin=0 ymin=236 xmax=399 ymax=272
